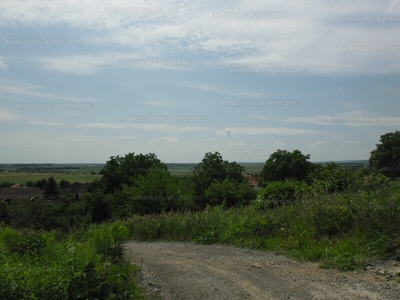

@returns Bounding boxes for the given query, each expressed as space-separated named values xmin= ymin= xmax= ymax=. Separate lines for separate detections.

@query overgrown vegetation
xmin=0 ymin=222 xmax=145 ymax=299
xmin=126 ymin=179 xmax=400 ymax=271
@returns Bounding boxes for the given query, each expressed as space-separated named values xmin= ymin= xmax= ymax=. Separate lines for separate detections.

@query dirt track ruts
xmin=124 ymin=241 xmax=400 ymax=300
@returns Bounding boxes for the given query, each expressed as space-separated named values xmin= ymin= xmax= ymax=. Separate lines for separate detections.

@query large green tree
xmin=192 ymin=152 xmax=248 ymax=208
xmin=99 ymin=152 xmax=166 ymax=194
xmin=121 ymin=169 xmax=196 ymax=215
xmin=261 ymin=149 xmax=315 ymax=184
xmin=369 ymin=131 xmax=400 ymax=178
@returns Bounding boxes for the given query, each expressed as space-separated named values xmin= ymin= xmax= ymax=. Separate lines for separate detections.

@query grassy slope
xmin=125 ymin=182 xmax=400 ymax=271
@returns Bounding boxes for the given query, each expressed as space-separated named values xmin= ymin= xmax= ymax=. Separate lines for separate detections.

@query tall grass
xmin=126 ymin=182 xmax=400 ymax=271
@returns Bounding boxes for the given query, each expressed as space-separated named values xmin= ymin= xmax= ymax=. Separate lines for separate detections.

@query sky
xmin=1 ymin=0 xmax=400 ymax=164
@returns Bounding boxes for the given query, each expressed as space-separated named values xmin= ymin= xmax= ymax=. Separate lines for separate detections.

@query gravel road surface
xmin=124 ymin=241 xmax=400 ymax=300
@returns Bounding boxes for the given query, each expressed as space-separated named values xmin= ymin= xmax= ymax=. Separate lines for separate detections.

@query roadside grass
xmin=0 ymin=222 xmax=146 ymax=299
xmin=126 ymin=182 xmax=400 ymax=271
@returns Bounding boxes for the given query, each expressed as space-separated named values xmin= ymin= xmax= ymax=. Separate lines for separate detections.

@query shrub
xmin=307 ymin=162 xmax=363 ymax=193
xmin=59 ymin=179 xmax=71 ymax=188
xmin=86 ymin=222 xmax=129 ymax=260
xmin=205 ymin=179 xmax=256 ymax=207
xmin=254 ymin=180 xmax=312 ymax=209
xmin=0 ymin=181 xmax=14 ymax=188
xmin=1 ymin=227 xmax=46 ymax=256
xmin=0 ymin=224 xmax=144 ymax=299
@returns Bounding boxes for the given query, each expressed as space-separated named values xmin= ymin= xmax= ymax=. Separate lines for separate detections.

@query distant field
xmin=240 ymin=163 xmax=264 ymax=174
xmin=0 ymin=162 xmax=265 ymax=184
xmin=0 ymin=173 xmax=102 ymax=184
xmin=0 ymin=164 xmax=103 ymax=184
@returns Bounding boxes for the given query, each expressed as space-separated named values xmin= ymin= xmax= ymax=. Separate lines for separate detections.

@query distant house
xmin=10 ymin=183 xmax=24 ymax=188
xmin=0 ymin=187 xmax=44 ymax=202
xmin=245 ymin=174 xmax=261 ymax=189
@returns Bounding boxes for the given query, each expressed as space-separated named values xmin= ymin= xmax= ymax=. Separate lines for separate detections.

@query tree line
xmin=1 ymin=131 xmax=399 ymax=231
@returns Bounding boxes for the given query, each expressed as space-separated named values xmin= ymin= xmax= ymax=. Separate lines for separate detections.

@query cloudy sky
xmin=1 ymin=0 xmax=400 ymax=163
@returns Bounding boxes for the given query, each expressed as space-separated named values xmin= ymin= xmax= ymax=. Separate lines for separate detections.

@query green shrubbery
xmin=254 ymin=180 xmax=312 ymax=209
xmin=126 ymin=181 xmax=400 ymax=271
xmin=0 ymin=223 xmax=145 ymax=299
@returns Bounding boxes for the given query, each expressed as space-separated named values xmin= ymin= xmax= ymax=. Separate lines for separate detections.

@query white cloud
xmin=341 ymin=140 xmax=360 ymax=148
xmin=343 ymin=140 xmax=359 ymax=145
xmin=286 ymin=110 xmax=400 ymax=128
xmin=215 ymin=128 xmax=237 ymax=136
xmin=309 ymin=141 xmax=330 ymax=149
xmin=215 ymin=127 xmax=322 ymax=136
xmin=30 ymin=121 xmax=62 ymax=126
xmin=0 ymin=80 xmax=99 ymax=102
xmin=252 ymin=115 xmax=269 ymax=120
xmin=1 ymin=1 xmax=399 ymax=75
xmin=286 ymin=115 xmax=333 ymax=125
xmin=0 ymin=57 xmax=7 ymax=69
xmin=177 ymin=81 xmax=266 ymax=99
xmin=78 ymin=122 xmax=208 ymax=133
xmin=0 ymin=107 xmax=20 ymax=122
xmin=143 ymin=101 xmax=175 ymax=107
xmin=150 ymin=137 xmax=179 ymax=144
xmin=112 ymin=136 xmax=138 ymax=140
xmin=78 ymin=123 xmax=131 ymax=129
xmin=38 ymin=54 xmax=121 ymax=75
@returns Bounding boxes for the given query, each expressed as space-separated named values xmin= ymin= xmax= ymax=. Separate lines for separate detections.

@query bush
xmin=307 ymin=162 xmax=363 ymax=193
xmin=254 ymin=180 xmax=312 ymax=209
xmin=86 ymin=222 xmax=129 ymax=260
xmin=1 ymin=227 xmax=47 ymax=256
xmin=0 ymin=181 xmax=14 ymax=188
xmin=309 ymin=198 xmax=356 ymax=236
xmin=205 ymin=179 xmax=256 ymax=207
xmin=59 ymin=179 xmax=71 ymax=188
xmin=25 ymin=180 xmax=35 ymax=187
xmin=0 ymin=224 xmax=144 ymax=299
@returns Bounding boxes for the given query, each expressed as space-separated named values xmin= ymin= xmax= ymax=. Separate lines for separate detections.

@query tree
xmin=205 ymin=179 xmax=257 ymax=207
xmin=121 ymin=169 xmax=196 ymax=215
xmin=99 ymin=152 xmax=167 ymax=194
xmin=44 ymin=176 xmax=59 ymax=199
xmin=59 ymin=179 xmax=71 ymax=188
xmin=87 ymin=179 xmax=102 ymax=193
xmin=84 ymin=192 xmax=112 ymax=223
xmin=35 ymin=179 xmax=48 ymax=189
xmin=192 ymin=152 xmax=246 ymax=208
xmin=25 ymin=181 xmax=35 ymax=187
xmin=261 ymin=149 xmax=315 ymax=184
xmin=369 ymin=131 xmax=400 ymax=178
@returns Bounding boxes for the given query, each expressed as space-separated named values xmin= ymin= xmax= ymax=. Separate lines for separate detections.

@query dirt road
xmin=124 ymin=242 xmax=400 ymax=300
